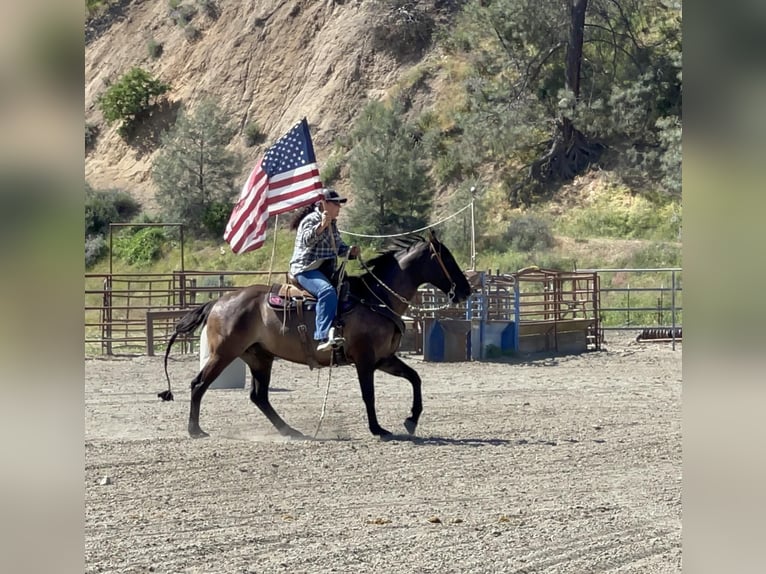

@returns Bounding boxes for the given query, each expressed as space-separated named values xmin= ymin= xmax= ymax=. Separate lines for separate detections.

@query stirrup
xmin=316 ymin=327 xmax=345 ymax=352
xmin=317 ymin=338 xmax=342 ymax=352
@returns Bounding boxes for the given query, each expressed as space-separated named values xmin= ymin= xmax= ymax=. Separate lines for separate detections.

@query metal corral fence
xmin=84 ymin=267 xmax=681 ymax=357
xmin=409 ymin=268 xmax=601 ymax=358
xmin=576 ymin=267 xmax=682 ymax=347
xmin=84 ymin=270 xmax=288 ymax=356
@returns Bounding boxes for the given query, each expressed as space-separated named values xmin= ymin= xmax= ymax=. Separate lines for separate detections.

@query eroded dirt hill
xmin=85 ymin=0 xmax=442 ymax=208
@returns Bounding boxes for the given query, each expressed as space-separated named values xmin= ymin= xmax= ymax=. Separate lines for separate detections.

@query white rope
xmin=338 ymin=202 xmax=472 ymax=238
xmin=313 ymin=363 xmax=334 ymax=439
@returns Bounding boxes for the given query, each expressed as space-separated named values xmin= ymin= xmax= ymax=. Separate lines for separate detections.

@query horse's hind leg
xmin=376 ymin=355 xmax=422 ymax=435
xmin=243 ymin=347 xmax=304 ymax=439
xmin=188 ymin=353 xmax=234 ymax=438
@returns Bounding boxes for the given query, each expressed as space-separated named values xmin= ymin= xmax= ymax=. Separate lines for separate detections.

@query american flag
xmin=224 ymin=118 xmax=323 ymax=253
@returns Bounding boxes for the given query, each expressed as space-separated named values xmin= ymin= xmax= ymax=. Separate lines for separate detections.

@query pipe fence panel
xmin=84 ymin=267 xmax=681 ymax=356
xmin=85 ymin=270 xmax=287 ymax=355
xmin=576 ymin=267 xmax=682 ymax=333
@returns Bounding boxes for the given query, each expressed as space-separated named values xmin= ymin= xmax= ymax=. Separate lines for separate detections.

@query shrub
xmin=320 ymin=152 xmax=344 ymax=185
xmin=201 ymin=201 xmax=233 ymax=238
xmin=147 ymin=38 xmax=163 ymax=58
xmin=85 ymin=185 xmax=142 ymax=237
xmin=97 ymin=67 xmax=170 ymax=137
xmin=85 ymin=234 xmax=108 ymax=268
xmin=183 ymin=25 xmax=201 ymax=42
xmin=85 ymin=122 xmax=99 ymax=151
xmin=243 ymin=122 xmax=265 ymax=147
xmin=502 ymin=214 xmax=555 ymax=252
xmin=196 ymin=0 xmax=218 ymax=19
xmin=172 ymin=4 xmax=197 ymax=26
xmin=113 ymin=227 xmax=167 ymax=266
xmin=371 ymin=0 xmax=435 ymax=59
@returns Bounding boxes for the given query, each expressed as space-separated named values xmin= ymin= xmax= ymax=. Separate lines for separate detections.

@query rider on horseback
xmin=289 ymin=188 xmax=360 ymax=351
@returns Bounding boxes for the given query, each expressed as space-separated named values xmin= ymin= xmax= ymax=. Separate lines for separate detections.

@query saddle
xmin=267 ymin=274 xmax=351 ymax=312
xmin=266 ymin=281 xmax=317 ymax=310
xmin=266 ymin=278 xmax=351 ymax=370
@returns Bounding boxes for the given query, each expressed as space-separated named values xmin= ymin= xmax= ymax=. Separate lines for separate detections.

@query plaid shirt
xmin=289 ymin=208 xmax=350 ymax=275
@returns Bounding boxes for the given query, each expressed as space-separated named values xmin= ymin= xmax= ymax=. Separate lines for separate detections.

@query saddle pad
xmin=267 ymin=283 xmax=317 ymax=310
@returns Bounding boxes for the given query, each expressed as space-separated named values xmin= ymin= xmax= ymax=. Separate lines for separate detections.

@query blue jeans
xmin=295 ymin=270 xmax=337 ymax=341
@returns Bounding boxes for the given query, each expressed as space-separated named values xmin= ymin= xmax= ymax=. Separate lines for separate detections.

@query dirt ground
xmin=85 ymin=333 xmax=682 ymax=574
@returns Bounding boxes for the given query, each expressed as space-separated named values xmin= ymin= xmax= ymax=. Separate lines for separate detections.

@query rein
xmin=356 ymin=242 xmax=457 ymax=314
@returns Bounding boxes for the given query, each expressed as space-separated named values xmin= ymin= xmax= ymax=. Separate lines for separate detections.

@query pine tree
xmin=347 ymin=100 xmax=432 ymax=238
xmin=152 ymin=98 xmax=243 ymax=238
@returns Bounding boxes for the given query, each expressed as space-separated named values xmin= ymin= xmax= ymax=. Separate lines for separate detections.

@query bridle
xmin=357 ymin=240 xmax=457 ymax=313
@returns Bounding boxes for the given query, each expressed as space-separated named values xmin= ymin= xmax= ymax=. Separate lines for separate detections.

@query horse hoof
xmin=404 ymin=418 xmax=418 ymax=435
xmin=281 ymin=427 xmax=305 ymax=440
xmin=188 ymin=428 xmax=209 ymax=439
xmin=374 ymin=428 xmax=393 ymax=439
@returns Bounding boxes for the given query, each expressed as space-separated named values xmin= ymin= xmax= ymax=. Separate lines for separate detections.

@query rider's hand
xmin=317 ymin=211 xmax=330 ymax=234
xmin=349 ymin=245 xmax=360 ymax=258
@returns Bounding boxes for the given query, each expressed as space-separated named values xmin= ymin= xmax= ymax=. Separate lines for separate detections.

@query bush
xmin=85 ymin=185 xmax=142 ymax=237
xmin=201 ymin=201 xmax=232 ymax=238
xmin=183 ymin=25 xmax=201 ymax=42
xmin=196 ymin=0 xmax=218 ymax=19
xmin=502 ymin=214 xmax=555 ymax=252
xmin=113 ymin=227 xmax=167 ymax=266
xmin=371 ymin=0 xmax=435 ymax=59
xmin=243 ymin=122 xmax=265 ymax=147
xmin=171 ymin=3 xmax=197 ymax=26
xmin=85 ymin=122 xmax=99 ymax=151
xmin=320 ymin=152 xmax=344 ymax=185
xmin=147 ymin=38 xmax=163 ymax=58
xmin=97 ymin=67 xmax=170 ymax=137
xmin=85 ymin=234 xmax=108 ymax=268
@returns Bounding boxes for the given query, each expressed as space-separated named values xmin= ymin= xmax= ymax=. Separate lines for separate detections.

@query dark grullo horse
xmin=159 ymin=231 xmax=472 ymax=439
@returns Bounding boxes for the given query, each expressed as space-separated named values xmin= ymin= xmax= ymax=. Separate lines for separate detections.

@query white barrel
xmin=199 ymin=325 xmax=246 ymax=389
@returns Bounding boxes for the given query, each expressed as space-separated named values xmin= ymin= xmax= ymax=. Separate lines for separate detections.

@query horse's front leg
xmin=376 ymin=355 xmax=422 ymax=435
xmin=354 ymin=362 xmax=392 ymax=438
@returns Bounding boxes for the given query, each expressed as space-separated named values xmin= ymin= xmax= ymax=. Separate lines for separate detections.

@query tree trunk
xmin=528 ymin=0 xmax=602 ymax=188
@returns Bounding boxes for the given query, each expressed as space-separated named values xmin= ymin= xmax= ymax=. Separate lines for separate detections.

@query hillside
xmin=86 ymin=0 xmax=681 ymax=274
xmin=86 ymin=0 xmax=441 ymax=209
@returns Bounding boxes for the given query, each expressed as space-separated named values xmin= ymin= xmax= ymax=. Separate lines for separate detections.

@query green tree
xmin=98 ymin=67 xmax=170 ymax=137
xmin=445 ymin=0 xmax=682 ymax=201
xmin=347 ymin=99 xmax=432 ymax=236
xmin=152 ymin=98 xmax=243 ymax=238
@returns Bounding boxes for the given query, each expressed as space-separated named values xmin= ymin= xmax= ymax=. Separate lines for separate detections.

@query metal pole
xmin=267 ymin=214 xmax=279 ymax=285
xmin=671 ymin=271 xmax=677 ymax=351
xmin=470 ymin=186 xmax=477 ymax=271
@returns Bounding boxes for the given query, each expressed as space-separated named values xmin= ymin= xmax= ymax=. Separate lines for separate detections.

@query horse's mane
xmin=347 ymin=234 xmax=427 ymax=299
xmin=363 ymin=234 xmax=426 ymax=271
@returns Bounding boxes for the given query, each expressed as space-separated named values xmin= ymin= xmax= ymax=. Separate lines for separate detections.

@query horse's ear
xmin=428 ymin=228 xmax=438 ymax=243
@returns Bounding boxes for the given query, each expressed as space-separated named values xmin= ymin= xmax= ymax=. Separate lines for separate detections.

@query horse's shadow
xmin=308 ymin=434 xmax=511 ymax=446
xmin=383 ymin=434 xmax=512 ymax=447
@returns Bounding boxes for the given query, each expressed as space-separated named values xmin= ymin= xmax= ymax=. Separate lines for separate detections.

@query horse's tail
xmin=157 ymin=300 xmax=216 ymax=402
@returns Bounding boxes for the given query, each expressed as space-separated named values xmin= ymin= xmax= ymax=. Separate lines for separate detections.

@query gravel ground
xmin=85 ymin=333 xmax=682 ymax=573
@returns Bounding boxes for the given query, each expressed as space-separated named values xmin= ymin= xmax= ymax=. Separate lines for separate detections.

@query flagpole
xmin=267 ymin=214 xmax=279 ymax=285
xmin=470 ymin=186 xmax=477 ymax=271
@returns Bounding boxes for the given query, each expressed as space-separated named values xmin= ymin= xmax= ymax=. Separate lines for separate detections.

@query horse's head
xmin=402 ymin=230 xmax=472 ymax=304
